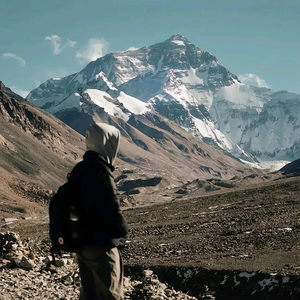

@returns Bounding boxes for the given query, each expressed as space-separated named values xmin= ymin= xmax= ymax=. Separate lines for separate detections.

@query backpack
xmin=49 ymin=168 xmax=91 ymax=257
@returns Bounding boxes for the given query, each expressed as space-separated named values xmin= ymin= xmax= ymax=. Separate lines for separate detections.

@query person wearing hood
xmin=70 ymin=122 xmax=128 ymax=300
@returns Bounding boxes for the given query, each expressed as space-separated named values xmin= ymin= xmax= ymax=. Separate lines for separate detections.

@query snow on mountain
xmin=85 ymin=89 xmax=128 ymax=120
xmin=210 ymin=84 xmax=300 ymax=159
xmin=32 ymin=92 xmax=82 ymax=115
xmin=214 ymin=80 xmax=268 ymax=110
xmin=27 ymin=70 xmax=151 ymax=121
xmin=118 ymin=92 xmax=149 ymax=115
xmin=26 ymin=34 xmax=300 ymax=162
xmin=82 ymin=89 xmax=150 ymax=121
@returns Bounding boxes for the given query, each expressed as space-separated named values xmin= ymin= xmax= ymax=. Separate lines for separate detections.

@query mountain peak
xmin=166 ymin=34 xmax=191 ymax=46
xmin=169 ymin=34 xmax=188 ymax=41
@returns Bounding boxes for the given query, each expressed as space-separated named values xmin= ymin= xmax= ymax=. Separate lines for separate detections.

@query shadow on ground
xmin=125 ymin=265 xmax=300 ymax=299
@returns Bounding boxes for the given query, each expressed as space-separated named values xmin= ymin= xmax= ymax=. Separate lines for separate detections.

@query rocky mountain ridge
xmin=0 ymin=80 xmax=256 ymax=215
xmin=0 ymin=80 xmax=85 ymax=189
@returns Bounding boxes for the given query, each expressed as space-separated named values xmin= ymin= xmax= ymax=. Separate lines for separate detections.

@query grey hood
xmin=85 ymin=123 xmax=120 ymax=166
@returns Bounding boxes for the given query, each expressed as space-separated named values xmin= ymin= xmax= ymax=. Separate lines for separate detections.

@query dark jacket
xmin=70 ymin=151 xmax=128 ymax=248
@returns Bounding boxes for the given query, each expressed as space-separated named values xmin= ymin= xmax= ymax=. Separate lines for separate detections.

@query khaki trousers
xmin=76 ymin=246 xmax=123 ymax=300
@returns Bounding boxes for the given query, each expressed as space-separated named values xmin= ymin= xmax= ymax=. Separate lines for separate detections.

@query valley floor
xmin=2 ymin=175 xmax=300 ymax=298
xmin=4 ymin=175 xmax=300 ymax=274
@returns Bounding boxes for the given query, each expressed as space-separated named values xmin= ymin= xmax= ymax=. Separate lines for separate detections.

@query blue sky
xmin=0 ymin=0 xmax=299 ymax=97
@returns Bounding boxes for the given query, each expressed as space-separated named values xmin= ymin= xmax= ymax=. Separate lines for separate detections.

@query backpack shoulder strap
xmin=68 ymin=160 xmax=86 ymax=183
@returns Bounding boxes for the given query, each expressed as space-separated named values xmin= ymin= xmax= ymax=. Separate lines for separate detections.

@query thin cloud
xmin=45 ymin=35 xmax=77 ymax=55
xmin=76 ymin=38 xmax=109 ymax=65
xmin=2 ymin=53 xmax=26 ymax=67
xmin=9 ymin=86 xmax=30 ymax=98
xmin=34 ymin=79 xmax=41 ymax=87
xmin=238 ymin=73 xmax=270 ymax=88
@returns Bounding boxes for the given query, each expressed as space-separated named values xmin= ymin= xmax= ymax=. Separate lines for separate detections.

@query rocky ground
xmin=0 ymin=232 xmax=204 ymax=300
xmin=1 ymin=173 xmax=300 ymax=299
xmin=122 ymin=175 xmax=300 ymax=274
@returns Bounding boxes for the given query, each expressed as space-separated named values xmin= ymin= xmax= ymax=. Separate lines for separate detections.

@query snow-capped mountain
xmin=27 ymin=34 xmax=300 ymax=161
